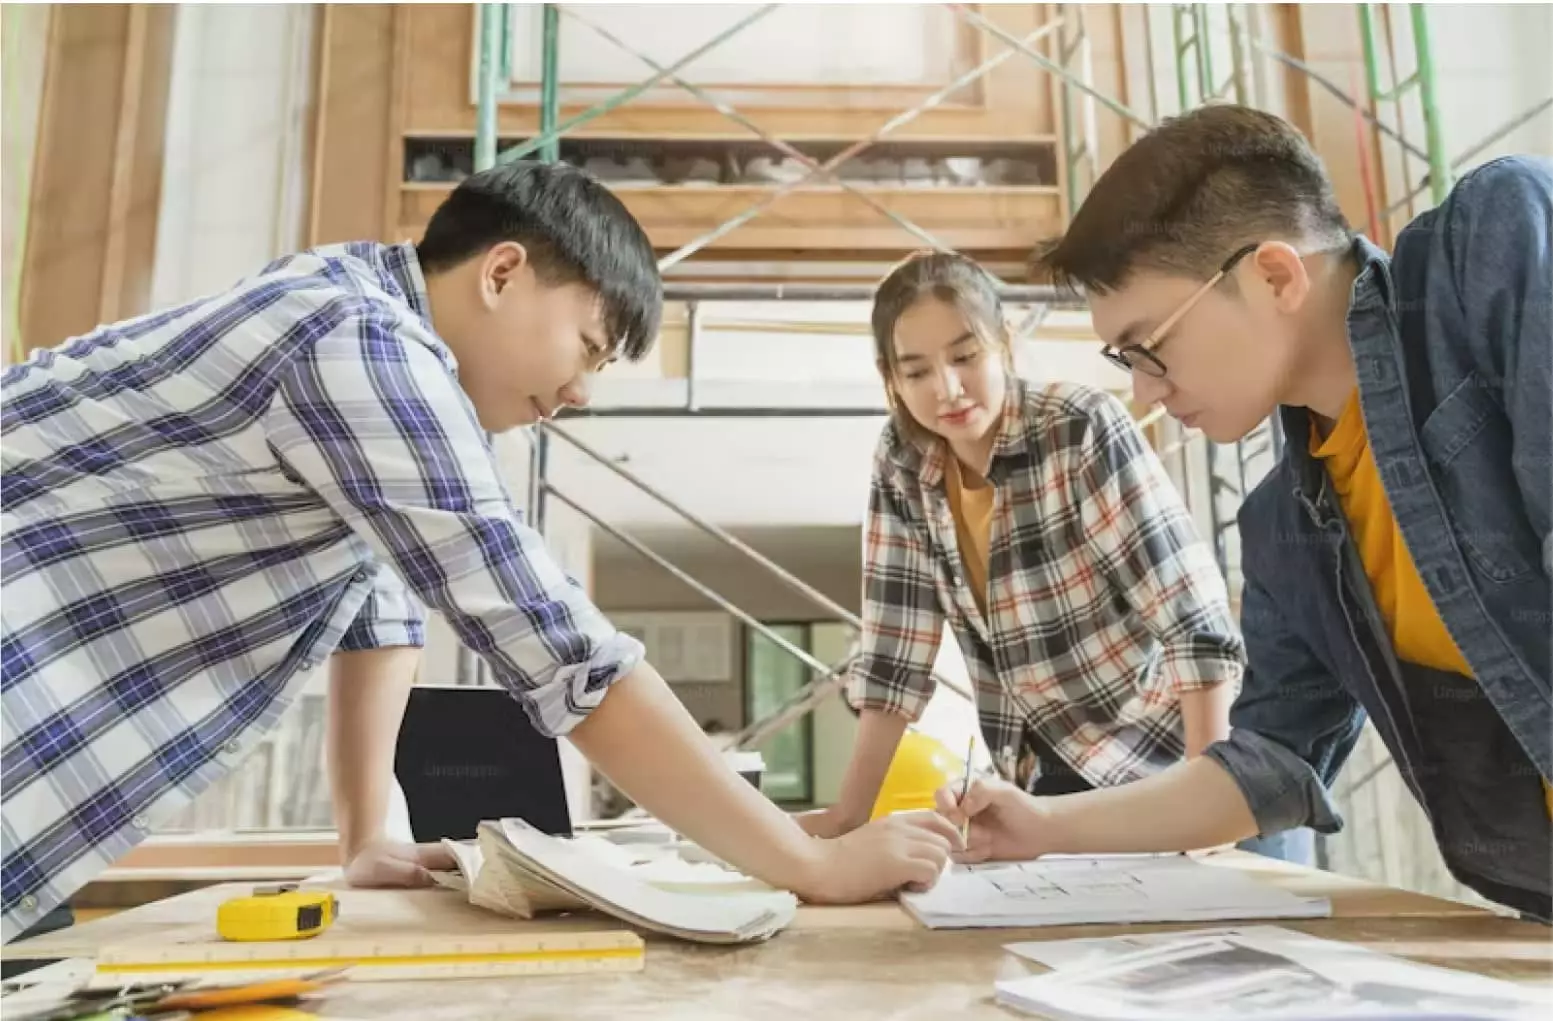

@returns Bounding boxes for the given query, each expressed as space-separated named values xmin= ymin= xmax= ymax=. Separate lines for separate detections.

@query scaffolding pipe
xmin=1173 ymin=6 xmax=1192 ymax=112
xmin=542 ymin=436 xmax=975 ymax=712
xmin=1192 ymin=5 xmax=1213 ymax=101
xmin=659 ymin=282 xmax=1070 ymax=303
xmin=1247 ymin=38 xmax=1429 ymax=161
xmin=559 ymin=406 xmax=889 ymax=419
xmin=463 ymin=1 xmax=505 ymax=688
xmin=1412 ymin=1 xmax=1451 ymax=207
xmin=474 ymin=4 xmax=501 ymax=171
xmin=538 ymin=4 xmax=561 ymax=163
xmin=544 ymin=484 xmax=853 ymax=685
xmin=1382 ymin=97 xmax=1552 ymax=219
xmin=526 ymin=5 xmax=563 ymax=535
xmin=657 ymin=17 xmax=1063 ymax=270
xmin=732 ymin=662 xmax=857 ymax=751
xmin=499 ymin=5 xmax=778 ymax=164
xmin=949 ymin=3 xmax=1152 ymax=130
xmin=685 ymin=300 xmax=701 ymax=412
xmin=544 ymin=423 xmax=864 ymax=629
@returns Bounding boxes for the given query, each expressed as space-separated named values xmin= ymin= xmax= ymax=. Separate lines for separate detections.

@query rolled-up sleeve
xmin=1072 ymin=389 xmax=1246 ymax=694
xmin=1203 ymin=573 xmax=1364 ymax=837
xmin=846 ymin=433 xmax=944 ymax=721
xmin=337 ymin=563 xmax=426 ymax=651
xmin=264 ymin=318 xmax=642 ymax=737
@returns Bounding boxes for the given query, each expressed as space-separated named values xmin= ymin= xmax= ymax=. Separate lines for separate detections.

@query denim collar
xmin=1282 ymin=234 xmax=1397 ymax=527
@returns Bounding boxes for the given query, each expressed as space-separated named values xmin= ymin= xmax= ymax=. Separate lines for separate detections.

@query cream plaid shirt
xmin=848 ymin=377 xmax=1245 ymax=789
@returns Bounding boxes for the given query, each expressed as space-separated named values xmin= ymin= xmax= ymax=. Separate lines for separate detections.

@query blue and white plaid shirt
xmin=0 ymin=241 xmax=643 ymax=941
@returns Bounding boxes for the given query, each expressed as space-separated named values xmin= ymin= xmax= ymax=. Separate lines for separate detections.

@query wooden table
xmin=8 ymin=852 xmax=1550 ymax=1020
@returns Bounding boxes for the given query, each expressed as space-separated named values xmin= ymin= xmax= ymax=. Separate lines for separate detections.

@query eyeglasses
xmin=1100 ymin=243 xmax=1260 ymax=378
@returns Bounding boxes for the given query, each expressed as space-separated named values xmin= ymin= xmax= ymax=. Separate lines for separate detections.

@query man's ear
xmin=481 ymin=241 xmax=530 ymax=297
xmin=1249 ymin=242 xmax=1311 ymax=313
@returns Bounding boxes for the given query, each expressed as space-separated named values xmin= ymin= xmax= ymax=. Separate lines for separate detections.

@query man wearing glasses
xmin=936 ymin=103 xmax=1551 ymax=922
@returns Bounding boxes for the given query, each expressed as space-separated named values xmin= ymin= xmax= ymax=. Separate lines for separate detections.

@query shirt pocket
xmin=1418 ymin=370 xmax=1541 ymax=584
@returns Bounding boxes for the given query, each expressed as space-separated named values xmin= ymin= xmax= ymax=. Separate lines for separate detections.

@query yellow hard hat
xmin=869 ymin=729 xmax=967 ymax=820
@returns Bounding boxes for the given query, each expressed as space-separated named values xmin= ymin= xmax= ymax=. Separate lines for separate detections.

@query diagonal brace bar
xmin=657 ymin=17 xmax=1062 ymax=270
xmin=560 ymin=5 xmax=958 ymax=257
xmin=544 ymin=484 xmax=864 ymax=744
xmin=498 ymin=4 xmax=780 ymax=164
xmin=947 ymin=3 xmax=1152 ymax=130
xmin=544 ymin=423 xmax=977 ymax=704
xmin=545 ymin=423 xmax=859 ymax=627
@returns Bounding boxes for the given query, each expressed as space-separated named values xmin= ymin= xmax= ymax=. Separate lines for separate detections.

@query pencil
xmin=958 ymin=735 xmax=975 ymax=846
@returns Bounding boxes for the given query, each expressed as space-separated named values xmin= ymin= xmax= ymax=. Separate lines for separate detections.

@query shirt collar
xmin=384 ymin=241 xmax=435 ymax=328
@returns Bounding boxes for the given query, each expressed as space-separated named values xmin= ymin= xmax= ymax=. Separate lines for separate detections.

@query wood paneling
xmin=307 ymin=4 xmax=396 ymax=246
xmin=397 ymin=182 xmax=1063 ymax=255
xmin=1 ymin=3 xmax=53 ymax=365
xmin=19 ymin=3 xmax=174 ymax=353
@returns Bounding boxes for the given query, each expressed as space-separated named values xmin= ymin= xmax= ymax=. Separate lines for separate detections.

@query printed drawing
xmin=968 ymin=862 xmax=1150 ymax=902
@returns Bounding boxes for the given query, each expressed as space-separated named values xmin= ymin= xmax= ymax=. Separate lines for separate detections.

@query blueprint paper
xmin=901 ymin=855 xmax=1330 ymax=929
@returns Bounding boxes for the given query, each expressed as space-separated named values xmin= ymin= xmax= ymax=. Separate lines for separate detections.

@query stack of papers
xmin=432 ymin=818 xmax=797 ymax=944
xmin=900 ymin=854 xmax=1331 ymax=929
xmin=994 ymin=926 xmax=1551 ymax=1021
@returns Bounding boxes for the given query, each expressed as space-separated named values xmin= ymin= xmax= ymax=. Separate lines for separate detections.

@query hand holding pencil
xmin=935 ymin=752 xmax=1052 ymax=865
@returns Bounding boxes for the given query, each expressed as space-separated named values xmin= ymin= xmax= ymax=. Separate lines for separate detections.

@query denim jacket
xmin=1204 ymin=155 xmax=1553 ymax=917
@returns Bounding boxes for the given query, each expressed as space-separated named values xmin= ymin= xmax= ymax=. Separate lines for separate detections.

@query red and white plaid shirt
xmin=847 ymin=377 xmax=1245 ymax=789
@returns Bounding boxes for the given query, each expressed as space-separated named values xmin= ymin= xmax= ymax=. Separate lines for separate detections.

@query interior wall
xmin=151 ymin=3 xmax=317 ymax=309
xmin=810 ymin=622 xmax=862 ymax=806
xmin=1 ymin=4 xmax=53 ymax=366
xmin=17 ymin=3 xmax=176 ymax=353
xmin=589 ymin=527 xmax=865 ymax=732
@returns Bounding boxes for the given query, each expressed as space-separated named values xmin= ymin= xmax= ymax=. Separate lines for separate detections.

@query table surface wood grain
xmin=8 ymin=851 xmax=1550 ymax=1020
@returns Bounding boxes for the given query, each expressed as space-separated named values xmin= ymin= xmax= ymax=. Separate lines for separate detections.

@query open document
xmin=993 ymin=926 xmax=1551 ymax=1021
xmin=900 ymin=854 xmax=1330 ymax=929
xmin=431 ymin=818 xmax=797 ymax=944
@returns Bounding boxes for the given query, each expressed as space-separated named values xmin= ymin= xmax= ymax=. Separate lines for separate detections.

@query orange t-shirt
xmin=944 ymin=454 xmax=995 ymax=618
xmin=1311 ymin=389 xmax=1553 ymax=818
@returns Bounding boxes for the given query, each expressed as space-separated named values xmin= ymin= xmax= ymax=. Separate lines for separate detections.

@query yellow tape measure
xmin=217 ymin=884 xmax=339 ymax=942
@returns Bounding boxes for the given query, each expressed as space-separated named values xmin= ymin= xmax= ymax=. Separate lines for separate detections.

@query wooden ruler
xmin=91 ymin=931 xmax=645 ymax=983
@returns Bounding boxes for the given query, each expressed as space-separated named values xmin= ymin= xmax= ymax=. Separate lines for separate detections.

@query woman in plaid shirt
xmin=800 ymin=252 xmax=1303 ymax=855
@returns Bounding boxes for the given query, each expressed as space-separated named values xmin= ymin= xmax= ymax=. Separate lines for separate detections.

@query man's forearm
xmin=327 ymin=647 xmax=421 ymax=861
xmin=831 ymin=709 xmax=910 ymax=826
xmin=1179 ymin=683 xmax=1234 ymax=758
xmin=567 ymin=663 xmax=823 ymax=892
xmin=1042 ymin=755 xmax=1260 ymax=855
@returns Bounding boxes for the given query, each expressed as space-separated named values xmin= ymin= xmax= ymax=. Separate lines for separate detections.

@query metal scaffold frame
xmin=464 ymin=4 xmax=1547 ymax=792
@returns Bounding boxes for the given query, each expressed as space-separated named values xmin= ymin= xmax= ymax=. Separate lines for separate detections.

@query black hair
xmin=871 ymin=251 xmax=1013 ymax=442
xmin=1034 ymin=104 xmax=1352 ymax=295
xmin=417 ymin=160 xmax=663 ymax=361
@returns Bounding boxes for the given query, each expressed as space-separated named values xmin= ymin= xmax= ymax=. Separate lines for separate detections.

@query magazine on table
xmin=993 ymin=925 xmax=1551 ymax=1021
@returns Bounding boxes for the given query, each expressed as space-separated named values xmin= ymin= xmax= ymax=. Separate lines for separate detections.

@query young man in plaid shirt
xmin=1 ymin=161 xmax=961 ymax=944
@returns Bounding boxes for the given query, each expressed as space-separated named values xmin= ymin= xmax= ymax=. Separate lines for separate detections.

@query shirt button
xmin=131 ymin=815 xmax=149 ymax=830
xmin=19 ymin=895 xmax=37 ymax=911
xmin=952 ymin=574 xmax=963 ymax=588
xmin=224 ymin=739 xmax=242 ymax=755
xmin=353 ymin=568 xmax=372 ymax=583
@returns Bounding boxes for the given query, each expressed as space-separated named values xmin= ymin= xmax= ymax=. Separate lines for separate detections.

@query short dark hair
xmin=1034 ymin=104 xmax=1353 ymax=295
xmin=417 ymin=160 xmax=662 ymax=361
